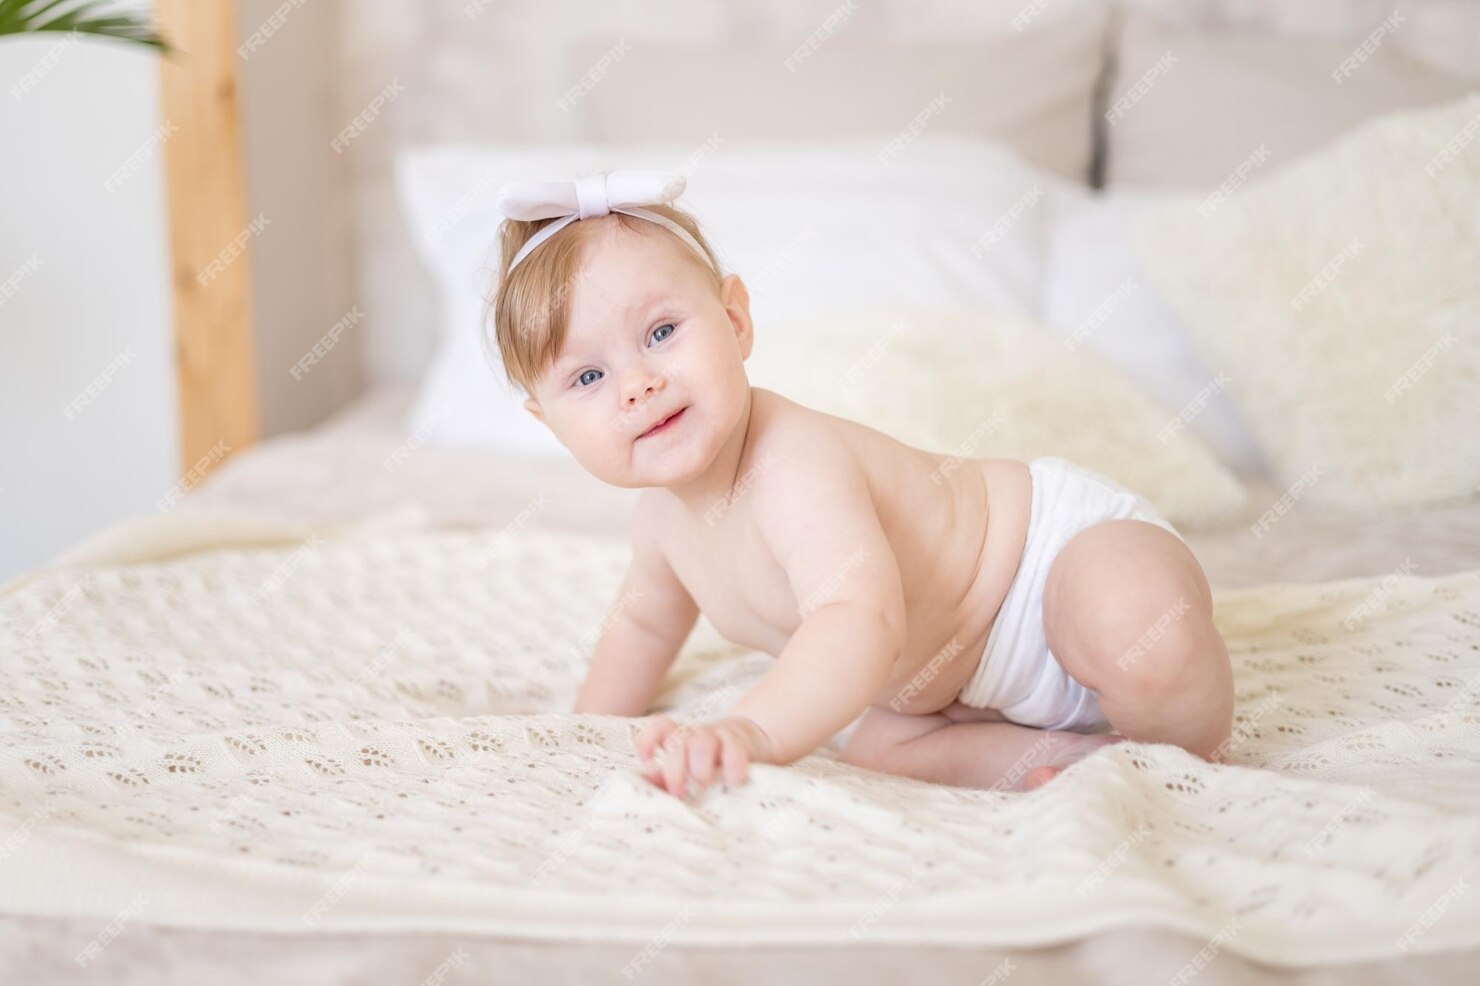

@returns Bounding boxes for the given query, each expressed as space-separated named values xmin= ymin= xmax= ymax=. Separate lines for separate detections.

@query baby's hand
xmin=634 ymin=714 xmax=775 ymax=802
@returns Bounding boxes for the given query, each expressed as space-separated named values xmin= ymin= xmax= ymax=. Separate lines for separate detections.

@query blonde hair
xmin=486 ymin=204 xmax=726 ymax=396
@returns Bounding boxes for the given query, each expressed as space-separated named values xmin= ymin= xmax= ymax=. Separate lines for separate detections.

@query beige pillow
xmin=744 ymin=306 xmax=1248 ymax=529
xmin=571 ymin=9 xmax=1109 ymax=183
xmin=1134 ymin=95 xmax=1480 ymax=512
xmin=1103 ymin=8 xmax=1473 ymax=187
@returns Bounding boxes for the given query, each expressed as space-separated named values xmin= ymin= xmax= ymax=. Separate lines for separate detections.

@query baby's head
xmin=491 ymin=197 xmax=755 ymax=490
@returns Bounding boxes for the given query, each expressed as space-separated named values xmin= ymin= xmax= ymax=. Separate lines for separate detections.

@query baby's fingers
xmin=688 ymin=731 xmax=721 ymax=786
xmin=662 ymin=734 xmax=691 ymax=800
xmin=635 ymin=715 xmax=677 ymax=761
xmin=721 ymin=734 xmax=750 ymax=787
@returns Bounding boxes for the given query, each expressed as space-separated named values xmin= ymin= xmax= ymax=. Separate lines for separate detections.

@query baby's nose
xmin=624 ymin=375 xmax=663 ymax=405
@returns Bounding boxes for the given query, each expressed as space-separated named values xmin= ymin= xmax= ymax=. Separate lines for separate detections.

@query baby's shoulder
xmin=743 ymin=390 xmax=870 ymax=502
xmin=747 ymin=387 xmax=855 ymax=461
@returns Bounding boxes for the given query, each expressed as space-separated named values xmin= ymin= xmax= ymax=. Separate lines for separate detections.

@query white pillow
xmin=1135 ymin=95 xmax=1480 ymax=511
xmin=394 ymin=135 xmax=1073 ymax=455
xmin=1040 ymin=186 xmax=1271 ymax=478
xmin=745 ymin=307 xmax=1248 ymax=530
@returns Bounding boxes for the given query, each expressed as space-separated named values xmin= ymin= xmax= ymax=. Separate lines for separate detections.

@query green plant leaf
xmin=0 ymin=0 xmax=170 ymax=52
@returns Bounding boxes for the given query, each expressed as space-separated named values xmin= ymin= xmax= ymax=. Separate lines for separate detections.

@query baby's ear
xmin=721 ymin=274 xmax=754 ymax=359
xmin=523 ymin=396 xmax=545 ymax=426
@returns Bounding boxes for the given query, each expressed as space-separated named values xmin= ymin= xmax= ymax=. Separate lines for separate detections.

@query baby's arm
xmin=636 ymin=441 xmax=907 ymax=796
xmin=729 ymin=452 xmax=907 ymax=764
xmin=573 ymin=495 xmax=699 ymax=716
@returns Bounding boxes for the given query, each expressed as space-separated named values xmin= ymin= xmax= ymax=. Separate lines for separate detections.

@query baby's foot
xmin=1016 ymin=732 xmax=1126 ymax=792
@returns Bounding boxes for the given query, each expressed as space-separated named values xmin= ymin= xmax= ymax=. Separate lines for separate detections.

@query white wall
xmin=0 ymin=24 xmax=177 ymax=583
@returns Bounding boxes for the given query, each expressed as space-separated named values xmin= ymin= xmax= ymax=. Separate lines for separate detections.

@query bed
xmin=7 ymin=381 xmax=1480 ymax=984
xmin=5 ymin=2 xmax=1480 ymax=983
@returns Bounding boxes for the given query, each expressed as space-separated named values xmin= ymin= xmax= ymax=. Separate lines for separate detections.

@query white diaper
xmin=955 ymin=456 xmax=1184 ymax=732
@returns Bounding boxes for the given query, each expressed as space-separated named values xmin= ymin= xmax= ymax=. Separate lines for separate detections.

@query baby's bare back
xmin=649 ymin=388 xmax=1032 ymax=715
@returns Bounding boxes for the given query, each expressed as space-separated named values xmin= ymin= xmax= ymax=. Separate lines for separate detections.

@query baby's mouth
xmin=637 ymin=406 xmax=688 ymax=440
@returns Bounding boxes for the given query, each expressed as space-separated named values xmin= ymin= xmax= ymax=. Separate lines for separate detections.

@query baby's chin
xmin=589 ymin=459 xmax=708 ymax=492
xmin=622 ymin=442 xmax=715 ymax=491
xmin=613 ymin=417 xmax=722 ymax=489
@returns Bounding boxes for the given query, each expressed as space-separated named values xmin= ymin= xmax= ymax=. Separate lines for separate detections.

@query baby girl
xmin=490 ymin=172 xmax=1234 ymax=801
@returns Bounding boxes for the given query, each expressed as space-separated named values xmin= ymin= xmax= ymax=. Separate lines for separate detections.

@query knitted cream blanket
xmin=1 ymin=517 xmax=1477 ymax=967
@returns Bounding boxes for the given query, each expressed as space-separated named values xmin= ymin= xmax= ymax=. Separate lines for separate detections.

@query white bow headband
xmin=495 ymin=171 xmax=711 ymax=275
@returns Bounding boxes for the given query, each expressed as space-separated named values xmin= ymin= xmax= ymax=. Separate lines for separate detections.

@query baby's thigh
xmin=1040 ymin=519 xmax=1223 ymax=697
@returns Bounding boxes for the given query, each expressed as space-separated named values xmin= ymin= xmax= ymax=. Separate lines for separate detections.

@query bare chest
xmin=660 ymin=516 xmax=800 ymax=657
xmin=644 ymin=410 xmax=1031 ymax=718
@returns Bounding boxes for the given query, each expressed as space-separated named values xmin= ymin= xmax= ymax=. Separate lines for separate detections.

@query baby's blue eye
xmin=572 ymin=323 xmax=674 ymax=388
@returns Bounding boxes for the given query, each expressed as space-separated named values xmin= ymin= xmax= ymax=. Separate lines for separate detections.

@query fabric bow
xmin=495 ymin=170 xmax=708 ymax=275
xmin=497 ymin=171 xmax=686 ymax=222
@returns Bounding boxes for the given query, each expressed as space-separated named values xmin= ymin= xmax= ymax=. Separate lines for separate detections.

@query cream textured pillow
xmin=1134 ymin=95 xmax=1480 ymax=511
xmin=743 ymin=307 xmax=1247 ymax=529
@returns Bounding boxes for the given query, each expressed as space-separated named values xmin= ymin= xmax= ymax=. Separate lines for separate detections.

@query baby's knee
xmin=1100 ymin=590 xmax=1224 ymax=696
xmin=1083 ymin=598 xmax=1231 ymax=722
xmin=1197 ymin=698 xmax=1237 ymax=760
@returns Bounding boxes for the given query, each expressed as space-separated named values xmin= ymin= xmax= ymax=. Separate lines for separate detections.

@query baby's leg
xmin=839 ymin=703 xmax=1123 ymax=791
xmin=1042 ymin=519 xmax=1235 ymax=759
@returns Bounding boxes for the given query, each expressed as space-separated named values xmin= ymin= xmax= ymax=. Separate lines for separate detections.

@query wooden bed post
xmin=157 ymin=0 xmax=260 ymax=478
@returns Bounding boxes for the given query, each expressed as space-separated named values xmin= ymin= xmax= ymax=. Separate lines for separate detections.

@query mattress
xmin=6 ymin=385 xmax=1480 ymax=985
